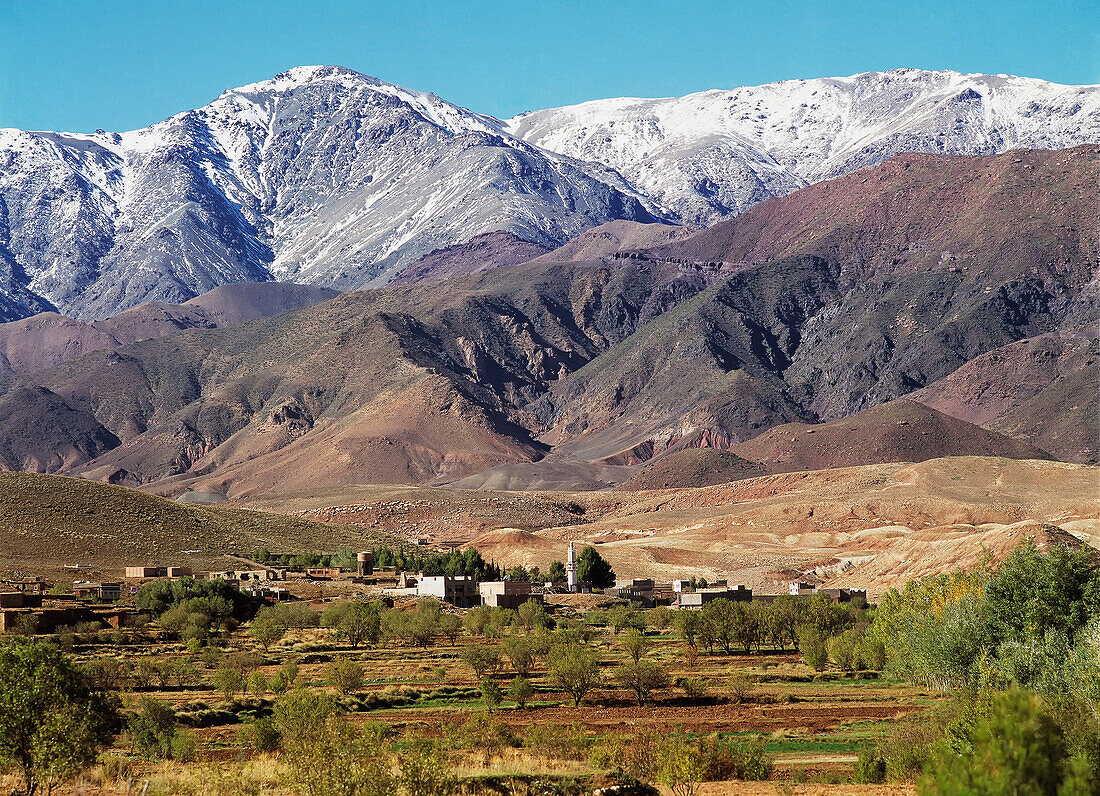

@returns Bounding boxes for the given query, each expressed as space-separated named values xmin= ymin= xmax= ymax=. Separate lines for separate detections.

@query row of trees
xmin=864 ymin=542 xmax=1099 ymax=793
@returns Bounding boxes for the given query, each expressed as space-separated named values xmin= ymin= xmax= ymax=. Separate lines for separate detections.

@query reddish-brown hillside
xmin=732 ymin=400 xmax=1052 ymax=473
xmin=912 ymin=334 xmax=1098 ymax=463
xmin=390 ymin=232 xmax=551 ymax=285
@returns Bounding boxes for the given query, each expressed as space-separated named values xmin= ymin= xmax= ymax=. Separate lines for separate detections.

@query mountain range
xmin=1 ymin=66 xmax=1098 ymax=320
xmin=0 ymin=142 xmax=1094 ymax=495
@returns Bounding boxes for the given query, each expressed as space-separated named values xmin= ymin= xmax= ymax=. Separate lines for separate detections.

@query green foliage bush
xmin=0 ymin=638 xmax=120 ymax=796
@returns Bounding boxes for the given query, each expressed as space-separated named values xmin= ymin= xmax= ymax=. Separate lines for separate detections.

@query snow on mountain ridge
xmin=0 ymin=65 xmax=656 ymax=319
xmin=505 ymin=68 xmax=1100 ymax=224
xmin=0 ymin=66 xmax=1097 ymax=320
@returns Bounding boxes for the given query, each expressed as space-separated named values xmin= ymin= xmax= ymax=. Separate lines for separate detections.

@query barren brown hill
xmin=0 ymin=282 xmax=338 ymax=379
xmin=232 ymin=456 xmax=1098 ymax=599
xmin=533 ymin=220 xmax=698 ymax=262
xmin=731 ymin=399 xmax=1052 ymax=473
xmin=9 ymin=258 xmax=719 ymax=493
xmin=389 ymin=232 xmax=551 ymax=285
xmin=911 ymin=334 xmax=1099 ymax=463
xmin=469 ymin=458 xmax=1099 ymax=597
xmin=618 ymin=448 xmax=766 ymax=490
xmin=0 ymin=470 xmax=389 ymax=581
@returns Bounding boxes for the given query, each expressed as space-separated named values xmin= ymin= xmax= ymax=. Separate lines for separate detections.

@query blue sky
xmin=2 ymin=0 xmax=1098 ymax=133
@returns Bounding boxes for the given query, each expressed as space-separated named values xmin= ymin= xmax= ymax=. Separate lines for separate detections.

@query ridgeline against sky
xmin=1 ymin=0 xmax=1097 ymax=134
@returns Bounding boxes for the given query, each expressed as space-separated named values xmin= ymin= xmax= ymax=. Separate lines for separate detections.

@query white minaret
xmin=566 ymin=541 xmax=578 ymax=593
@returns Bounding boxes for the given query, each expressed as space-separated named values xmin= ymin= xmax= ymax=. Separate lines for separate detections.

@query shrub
xmin=128 ymin=697 xmax=177 ymax=759
xmin=507 ymin=676 xmax=535 ymax=709
xmin=854 ymin=742 xmax=886 ymax=784
xmin=397 ymin=738 xmax=453 ymax=796
xmin=677 ymin=676 xmax=710 ymax=700
xmin=880 ymin=708 xmax=945 ymax=780
xmin=480 ymin=678 xmax=503 ymax=712
xmin=706 ymin=735 xmax=773 ymax=781
xmin=920 ymin=688 xmax=1083 ymax=795
xmin=727 ymin=672 xmax=754 ymax=704
xmin=283 ymin=716 xmax=395 ymax=796
xmin=658 ymin=737 xmax=710 ymax=796
xmin=246 ymin=670 xmax=269 ymax=696
xmin=327 ymin=658 xmax=365 ymax=695
xmin=525 ymin=722 xmax=592 ymax=761
xmin=170 ymin=729 xmax=198 ymax=762
xmin=213 ymin=668 xmax=245 ymax=700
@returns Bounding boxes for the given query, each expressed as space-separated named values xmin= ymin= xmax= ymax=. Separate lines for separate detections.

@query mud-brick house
xmin=676 ymin=585 xmax=753 ymax=609
xmin=1 ymin=577 xmax=47 ymax=595
xmin=479 ymin=580 xmax=542 ymax=609
xmin=73 ymin=582 xmax=122 ymax=601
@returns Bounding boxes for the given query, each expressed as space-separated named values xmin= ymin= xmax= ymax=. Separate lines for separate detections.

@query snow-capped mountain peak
xmin=505 ymin=68 xmax=1100 ymax=224
xmin=0 ymin=66 xmax=1096 ymax=321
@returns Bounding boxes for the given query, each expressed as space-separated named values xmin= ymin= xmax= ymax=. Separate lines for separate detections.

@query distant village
xmin=0 ymin=540 xmax=865 ymax=634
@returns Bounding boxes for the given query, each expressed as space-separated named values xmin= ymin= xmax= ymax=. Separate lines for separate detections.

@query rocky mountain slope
xmin=1 ymin=67 xmax=1097 ymax=320
xmin=0 ymin=148 xmax=1092 ymax=493
xmin=508 ymin=68 xmax=1100 ymax=224
xmin=0 ymin=66 xmax=654 ymax=320
xmin=535 ymin=147 xmax=1098 ymax=467
xmin=0 ymin=282 xmax=336 ymax=381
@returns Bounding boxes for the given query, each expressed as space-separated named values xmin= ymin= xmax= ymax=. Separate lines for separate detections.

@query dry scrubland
xmin=243 ymin=456 xmax=1100 ymax=598
xmin=3 ymin=456 xmax=1096 ymax=598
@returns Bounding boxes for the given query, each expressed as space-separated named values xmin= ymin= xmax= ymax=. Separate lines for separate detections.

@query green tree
xmin=548 ymin=645 xmax=602 ymax=707
xmin=506 ymin=565 xmax=530 ymax=582
xmin=480 ymin=679 xmax=503 ymax=713
xmin=507 ymin=676 xmax=535 ymax=709
xmin=321 ymin=601 xmax=382 ymax=649
xmin=920 ymin=689 xmax=1078 ymax=795
xmin=577 ymin=546 xmax=616 ymax=590
xmin=515 ymin=599 xmax=551 ymax=631
xmin=547 ymin=561 xmax=567 ymax=583
xmin=250 ymin=606 xmax=288 ymax=651
xmin=212 ymin=668 xmax=245 ymax=700
xmin=438 ymin=614 xmax=463 ymax=644
xmin=327 ymin=658 xmax=365 ymax=695
xmin=658 ymin=737 xmax=709 ymax=796
xmin=614 ymin=659 xmax=671 ymax=706
xmin=128 ymin=697 xmax=177 ymax=760
xmin=503 ymin=635 xmax=537 ymax=676
xmin=460 ymin=644 xmax=503 ymax=679
xmin=0 ymin=639 xmax=119 ymax=796
xmin=620 ymin=628 xmax=650 ymax=663
xmin=984 ymin=541 xmax=1100 ymax=647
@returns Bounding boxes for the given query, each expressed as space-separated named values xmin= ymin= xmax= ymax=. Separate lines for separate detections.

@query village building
xmin=676 ymin=585 xmax=752 ymax=609
xmin=416 ymin=574 xmax=479 ymax=607
xmin=479 ymin=579 xmax=541 ymax=608
xmin=125 ymin=566 xmax=168 ymax=578
xmin=73 ymin=581 xmax=122 ymax=602
xmin=305 ymin=567 xmax=343 ymax=580
xmin=1 ymin=576 xmax=47 ymax=595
